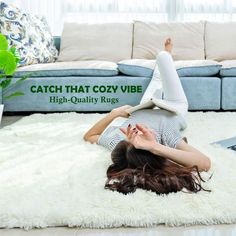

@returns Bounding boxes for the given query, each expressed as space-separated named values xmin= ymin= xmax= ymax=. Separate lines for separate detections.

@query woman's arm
xmin=150 ymin=140 xmax=211 ymax=172
xmin=83 ymin=111 xmax=118 ymax=143
xmin=120 ymin=124 xmax=211 ymax=172
xmin=83 ymin=105 xmax=132 ymax=143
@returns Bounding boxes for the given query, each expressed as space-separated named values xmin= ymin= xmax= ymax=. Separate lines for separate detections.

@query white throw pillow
xmin=205 ymin=21 xmax=236 ymax=61
xmin=133 ymin=21 xmax=205 ymax=60
xmin=58 ymin=23 xmax=133 ymax=63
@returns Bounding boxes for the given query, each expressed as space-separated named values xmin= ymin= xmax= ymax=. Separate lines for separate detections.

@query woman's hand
xmin=111 ymin=105 xmax=132 ymax=118
xmin=120 ymin=123 xmax=159 ymax=151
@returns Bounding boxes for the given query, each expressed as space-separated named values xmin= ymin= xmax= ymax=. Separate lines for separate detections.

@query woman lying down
xmin=84 ymin=38 xmax=212 ymax=195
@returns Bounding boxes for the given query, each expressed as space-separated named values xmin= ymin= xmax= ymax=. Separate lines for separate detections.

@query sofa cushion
xmin=118 ymin=59 xmax=155 ymax=77
xmin=0 ymin=2 xmax=58 ymax=66
xmin=58 ymin=23 xmax=133 ymax=63
xmin=3 ymin=76 xmax=151 ymax=112
xmin=205 ymin=21 xmax=236 ymax=61
xmin=118 ymin=59 xmax=221 ymax=77
xmin=220 ymin=60 xmax=236 ymax=77
xmin=133 ymin=21 xmax=205 ymax=60
xmin=4 ymin=76 xmax=221 ymax=111
xmin=14 ymin=61 xmax=118 ymax=77
xmin=221 ymin=77 xmax=236 ymax=109
xmin=181 ymin=77 xmax=221 ymax=110
xmin=175 ymin=60 xmax=221 ymax=77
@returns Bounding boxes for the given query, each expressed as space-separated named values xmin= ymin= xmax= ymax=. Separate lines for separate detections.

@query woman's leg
xmin=140 ymin=41 xmax=173 ymax=104
xmin=140 ymin=65 xmax=163 ymax=103
xmin=140 ymin=39 xmax=188 ymax=120
xmin=156 ymin=51 xmax=189 ymax=118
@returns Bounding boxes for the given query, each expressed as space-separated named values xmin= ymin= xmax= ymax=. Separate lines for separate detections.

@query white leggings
xmin=142 ymin=51 xmax=189 ymax=119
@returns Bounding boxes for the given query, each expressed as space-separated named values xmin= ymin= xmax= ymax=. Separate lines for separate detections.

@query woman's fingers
xmin=127 ymin=124 xmax=132 ymax=135
xmin=128 ymin=128 xmax=136 ymax=140
xmin=120 ymin=124 xmax=134 ymax=139
xmin=120 ymin=127 xmax=127 ymax=135
xmin=130 ymin=130 xmax=137 ymax=142
xmin=121 ymin=124 xmax=150 ymax=141
xmin=135 ymin=124 xmax=150 ymax=135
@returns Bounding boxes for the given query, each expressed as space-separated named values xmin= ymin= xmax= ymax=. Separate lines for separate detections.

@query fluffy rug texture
xmin=0 ymin=112 xmax=236 ymax=229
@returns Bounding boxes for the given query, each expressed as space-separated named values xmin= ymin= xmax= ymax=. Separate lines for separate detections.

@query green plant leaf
xmin=0 ymin=73 xmax=5 ymax=78
xmin=2 ymin=74 xmax=29 ymax=95
xmin=14 ymin=74 xmax=29 ymax=84
xmin=0 ymin=78 xmax=11 ymax=88
xmin=0 ymin=34 xmax=8 ymax=50
xmin=9 ymin=47 xmax=20 ymax=64
xmin=0 ymin=50 xmax=17 ymax=75
xmin=3 ymin=91 xmax=24 ymax=100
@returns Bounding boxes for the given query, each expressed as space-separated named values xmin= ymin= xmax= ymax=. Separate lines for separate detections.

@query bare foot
xmin=164 ymin=38 xmax=173 ymax=53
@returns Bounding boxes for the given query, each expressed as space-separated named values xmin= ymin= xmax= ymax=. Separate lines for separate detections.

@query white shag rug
xmin=0 ymin=111 xmax=236 ymax=229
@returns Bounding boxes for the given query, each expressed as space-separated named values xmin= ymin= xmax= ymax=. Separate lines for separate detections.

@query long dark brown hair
xmin=105 ymin=140 xmax=212 ymax=195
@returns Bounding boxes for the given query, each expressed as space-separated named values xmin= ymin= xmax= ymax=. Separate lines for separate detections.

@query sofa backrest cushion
xmin=133 ymin=21 xmax=205 ymax=60
xmin=205 ymin=22 xmax=236 ymax=61
xmin=57 ymin=23 xmax=133 ymax=63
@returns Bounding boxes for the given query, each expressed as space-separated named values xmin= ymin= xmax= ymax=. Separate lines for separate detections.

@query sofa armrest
xmin=53 ymin=36 xmax=61 ymax=52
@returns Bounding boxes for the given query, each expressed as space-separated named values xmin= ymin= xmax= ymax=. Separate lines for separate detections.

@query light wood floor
xmin=0 ymin=224 xmax=236 ymax=236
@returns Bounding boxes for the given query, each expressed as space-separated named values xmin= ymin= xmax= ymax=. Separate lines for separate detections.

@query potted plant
xmin=0 ymin=34 xmax=27 ymax=125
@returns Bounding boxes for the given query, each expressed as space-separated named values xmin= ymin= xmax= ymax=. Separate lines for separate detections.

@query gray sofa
xmin=1 ymin=21 xmax=236 ymax=112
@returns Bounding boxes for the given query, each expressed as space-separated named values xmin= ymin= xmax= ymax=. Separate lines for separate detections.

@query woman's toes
xmin=164 ymin=38 xmax=173 ymax=52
